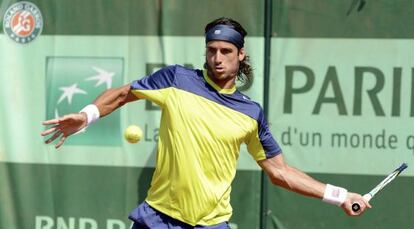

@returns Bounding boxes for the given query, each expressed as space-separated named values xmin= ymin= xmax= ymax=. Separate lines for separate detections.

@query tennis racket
xmin=352 ymin=163 xmax=408 ymax=212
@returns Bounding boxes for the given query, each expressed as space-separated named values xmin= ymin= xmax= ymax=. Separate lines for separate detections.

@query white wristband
xmin=322 ymin=184 xmax=348 ymax=206
xmin=79 ymin=104 xmax=100 ymax=126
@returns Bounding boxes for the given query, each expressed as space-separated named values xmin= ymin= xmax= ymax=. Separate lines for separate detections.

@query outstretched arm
xmin=257 ymin=154 xmax=371 ymax=216
xmin=41 ymin=84 xmax=138 ymax=148
xmin=92 ymin=83 xmax=138 ymax=118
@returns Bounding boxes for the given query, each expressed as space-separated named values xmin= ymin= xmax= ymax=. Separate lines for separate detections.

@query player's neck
xmin=211 ymin=77 xmax=236 ymax=90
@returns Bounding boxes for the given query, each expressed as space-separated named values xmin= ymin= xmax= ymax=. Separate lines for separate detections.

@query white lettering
xmin=35 ymin=216 xmax=128 ymax=229
xmin=57 ymin=217 xmax=75 ymax=229
xmin=107 ymin=219 xmax=126 ymax=229
xmin=79 ymin=218 xmax=97 ymax=229
xmin=35 ymin=216 xmax=54 ymax=229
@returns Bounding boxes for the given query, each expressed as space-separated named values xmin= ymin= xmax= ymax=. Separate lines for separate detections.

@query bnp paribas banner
xmin=268 ymin=1 xmax=414 ymax=177
xmin=270 ymin=38 xmax=414 ymax=175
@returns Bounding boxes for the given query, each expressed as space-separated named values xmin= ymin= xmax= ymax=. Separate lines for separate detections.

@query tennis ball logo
xmin=124 ymin=125 xmax=143 ymax=143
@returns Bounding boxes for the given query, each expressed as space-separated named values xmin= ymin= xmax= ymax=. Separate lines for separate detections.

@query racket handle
xmin=352 ymin=194 xmax=372 ymax=212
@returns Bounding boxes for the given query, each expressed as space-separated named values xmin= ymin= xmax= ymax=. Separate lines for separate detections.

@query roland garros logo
xmin=3 ymin=1 xmax=43 ymax=44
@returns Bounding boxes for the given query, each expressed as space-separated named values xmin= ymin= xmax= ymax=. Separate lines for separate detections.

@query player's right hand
xmin=341 ymin=192 xmax=372 ymax=216
xmin=41 ymin=113 xmax=87 ymax=149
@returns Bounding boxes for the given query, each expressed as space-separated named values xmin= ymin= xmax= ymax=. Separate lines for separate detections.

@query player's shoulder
xmin=231 ymin=91 xmax=264 ymax=120
xmin=169 ymin=65 xmax=204 ymax=85
xmin=234 ymin=91 xmax=262 ymax=108
xmin=153 ymin=65 xmax=202 ymax=85
xmin=173 ymin=65 xmax=202 ymax=78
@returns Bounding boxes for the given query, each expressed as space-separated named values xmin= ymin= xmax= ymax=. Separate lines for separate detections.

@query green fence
xmin=1 ymin=0 xmax=413 ymax=228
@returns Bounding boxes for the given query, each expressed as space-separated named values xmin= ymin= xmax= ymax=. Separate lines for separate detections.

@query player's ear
xmin=238 ymin=48 xmax=246 ymax=61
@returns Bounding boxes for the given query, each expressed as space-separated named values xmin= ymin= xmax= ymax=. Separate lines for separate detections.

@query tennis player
xmin=41 ymin=17 xmax=371 ymax=228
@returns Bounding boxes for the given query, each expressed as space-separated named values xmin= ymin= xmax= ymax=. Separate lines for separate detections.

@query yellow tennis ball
xmin=124 ymin=125 xmax=143 ymax=143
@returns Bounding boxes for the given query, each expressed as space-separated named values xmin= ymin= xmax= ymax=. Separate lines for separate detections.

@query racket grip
xmin=351 ymin=194 xmax=371 ymax=212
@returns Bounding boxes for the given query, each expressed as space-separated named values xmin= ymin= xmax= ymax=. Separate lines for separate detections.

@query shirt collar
xmin=203 ymin=69 xmax=236 ymax=94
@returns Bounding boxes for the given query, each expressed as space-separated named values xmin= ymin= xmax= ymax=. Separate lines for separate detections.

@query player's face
xmin=205 ymin=41 xmax=245 ymax=88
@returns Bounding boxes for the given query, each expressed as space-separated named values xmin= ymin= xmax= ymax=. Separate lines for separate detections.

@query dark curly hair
xmin=204 ymin=17 xmax=253 ymax=88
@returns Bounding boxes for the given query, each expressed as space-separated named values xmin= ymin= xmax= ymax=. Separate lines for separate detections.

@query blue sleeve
xmin=130 ymin=65 xmax=177 ymax=106
xmin=131 ymin=65 xmax=177 ymax=91
xmin=246 ymin=105 xmax=282 ymax=161
xmin=257 ymin=109 xmax=282 ymax=159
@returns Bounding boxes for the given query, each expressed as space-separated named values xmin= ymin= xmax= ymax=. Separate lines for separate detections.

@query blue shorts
xmin=129 ymin=201 xmax=230 ymax=229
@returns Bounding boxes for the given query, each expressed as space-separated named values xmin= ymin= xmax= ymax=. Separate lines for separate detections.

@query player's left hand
xmin=341 ymin=192 xmax=372 ymax=216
